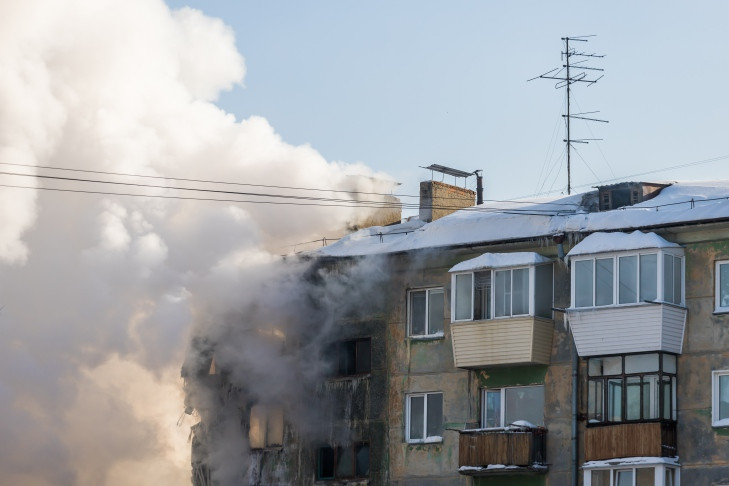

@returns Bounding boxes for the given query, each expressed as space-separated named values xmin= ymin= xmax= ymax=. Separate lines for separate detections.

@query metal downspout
xmin=572 ymin=336 xmax=578 ymax=486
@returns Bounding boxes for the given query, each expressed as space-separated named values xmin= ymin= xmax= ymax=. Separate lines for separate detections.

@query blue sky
xmin=164 ymin=1 xmax=729 ymax=206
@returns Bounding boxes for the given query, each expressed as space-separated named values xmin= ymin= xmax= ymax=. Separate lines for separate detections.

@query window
xmin=482 ymin=385 xmax=545 ymax=427
xmin=587 ymin=353 xmax=677 ymax=424
xmin=712 ymin=370 xmax=729 ymax=426
xmin=452 ymin=263 xmax=553 ymax=321
xmin=716 ymin=261 xmax=729 ymax=312
xmin=587 ymin=465 xmax=678 ymax=485
xmin=406 ymin=392 xmax=443 ymax=443
xmin=573 ymin=251 xmax=683 ymax=308
xmin=249 ymin=405 xmax=284 ymax=449
xmin=317 ymin=442 xmax=369 ymax=480
xmin=408 ymin=288 xmax=444 ymax=336
xmin=332 ymin=338 xmax=371 ymax=376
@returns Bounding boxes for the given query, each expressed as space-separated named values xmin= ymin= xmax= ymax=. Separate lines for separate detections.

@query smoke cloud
xmin=0 ymin=1 xmax=392 ymax=485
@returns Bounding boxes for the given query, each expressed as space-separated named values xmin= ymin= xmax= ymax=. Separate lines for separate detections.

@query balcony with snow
xmin=449 ymin=253 xmax=554 ymax=368
xmin=566 ymin=231 xmax=687 ymax=357
xmin=457 ymin=422 xmax=548 ymax=476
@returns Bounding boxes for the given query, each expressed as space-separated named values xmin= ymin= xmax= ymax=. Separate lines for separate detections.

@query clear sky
xmin=164 ymin=0 xmax=729 ymax=209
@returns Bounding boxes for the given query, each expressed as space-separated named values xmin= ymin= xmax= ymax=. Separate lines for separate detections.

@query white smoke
xmin=0 ymin=1 xmax=393 ymax=485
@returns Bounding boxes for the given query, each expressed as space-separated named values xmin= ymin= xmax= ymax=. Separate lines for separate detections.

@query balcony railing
xmin=568 ymin=302 xmax=686 ymax=357
xmin=458 ymin=427 xmax=548 ymax=476
xmin=450 ymin=316 xmax=553 ymax=368
xmin=584 ymin=421 xmax=677 ymax=462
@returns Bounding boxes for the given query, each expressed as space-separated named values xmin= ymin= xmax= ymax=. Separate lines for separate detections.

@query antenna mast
xmin=528 ymin=36 xmax=608 ymax=194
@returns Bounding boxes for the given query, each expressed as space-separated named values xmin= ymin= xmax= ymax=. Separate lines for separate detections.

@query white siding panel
xmin=568 ymin=304 xmax=687 ymax=357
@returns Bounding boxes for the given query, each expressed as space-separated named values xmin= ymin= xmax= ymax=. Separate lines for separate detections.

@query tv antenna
xmin=528 ymin=35 xmax=608 ymax=195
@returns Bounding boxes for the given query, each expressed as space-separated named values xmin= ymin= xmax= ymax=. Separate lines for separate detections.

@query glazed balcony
xmin=568 ymin=303 xmax=686 ymax=357
xmin=584 ymin=421 xmax=677 ymax=461
xmin=458 ymin=427 xmax=548 ymax=475
xmin=450 ymin=316 xmax=553 ymax=368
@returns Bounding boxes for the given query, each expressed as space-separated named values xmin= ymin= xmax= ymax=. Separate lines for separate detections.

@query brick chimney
xmin=419 ymin=180 xmax=476 ymax=223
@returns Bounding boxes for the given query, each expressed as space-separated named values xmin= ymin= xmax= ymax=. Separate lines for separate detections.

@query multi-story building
xmin=184 ymin=180 xmax=729 ymax=485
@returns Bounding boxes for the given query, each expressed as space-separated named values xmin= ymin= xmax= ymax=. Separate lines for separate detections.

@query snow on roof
xmin=449 ymin=252 xmax=552 ymax=273
xmin=317 ymin=181 xmax=729 ymax=257
xmin=582 ymin=456 xmax=680 ymax=469
xmin=566 ymin=230 xmax=681 ymax=257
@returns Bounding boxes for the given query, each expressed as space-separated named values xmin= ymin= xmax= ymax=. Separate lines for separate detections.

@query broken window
xmin=408 ymin=288 xmax=444 ymax=336
xmin=331 ymin=338 xmax=371 ymax=377
xmin=316 ymin=442 xmax=369 ymax=480
xmin=248 ymin=405 xmax=284 ymax=449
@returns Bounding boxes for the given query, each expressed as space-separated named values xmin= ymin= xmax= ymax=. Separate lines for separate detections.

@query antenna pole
xmin=566 ymin=37 xmax=571 ymax=194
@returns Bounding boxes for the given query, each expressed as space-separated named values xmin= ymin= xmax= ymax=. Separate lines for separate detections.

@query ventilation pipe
xmin=474 ymin=170 xmax=483 ymax=205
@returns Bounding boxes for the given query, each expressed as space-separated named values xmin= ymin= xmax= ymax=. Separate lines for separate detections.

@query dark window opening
xmin=333 ymin=338 xmax=371 ymax=376
xmin=317 ymin=443 xmax=369 ymax=480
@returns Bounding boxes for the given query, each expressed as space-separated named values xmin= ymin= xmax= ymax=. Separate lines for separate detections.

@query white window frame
xmin=712 ymin=369 xmax=729 ymax=427
xmin=405 ymin=392 xmax=443 ymax=444
xmin=481 ymin=385 xmax=545 ymax=428
xmin=571 ymin=249 xmax=684 ymax=309
xmin=716 ymin=261 xmax=729 ymax=312
xmin=407 ymin=287 xmax=445 ymax=337
xmin=583 ymin=463 xmax=680 ymax=485
xmin=451 ymin=265 xmax=548 ymax=322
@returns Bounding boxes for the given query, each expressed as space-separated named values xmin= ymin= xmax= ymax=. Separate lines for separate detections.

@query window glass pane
xmin=454 ymin=274 xmax=473 ymax=320
xmin=665 ymin=467 xmax=675 ymax=486
xmin=663 ymin=254 xmax=674 ymax=303
xmin=643 ymin=375 xmax=659 ymax=419
xmin=408 ymin=396 xmax=424 ymax=440
xmin=495 ymin=270 xmax=512 ymax=317
xmin=249 ymin=405 xmax=266 ymax=449
xmin=336 ymin=446 xmax=353 ymax=478
xmin=474 ymin=272 xmax=491 ymax=320
xmin=672 ymin=376 xmax=677 ymax=420
xmin=410 ymin=291 xmax=426 ymax=335
xmin=603 ymin=356 xmax=623 ymax=375
xmin=664 ymin=354 xmax=676 ymax=374
xmin=318 ymin=446 xmax=335 ymax=479
xmin=535 ymin=264 xmax=554 ymax=318
xmin=504 ymin=386 xmax=544 ymax=426
xmin=662 ymin=376 xmax=672 ymax=420
xmin=512 ymin=268 xmax=529 ymax=315
xmin=720 ymin=374 xmax=729 ymax=420
xmin=575 ymin=260 xmax=594 ymax=307
xmin=608 ymin=378 xmax=623 ymax=421
xmin=625 ymin=353 xmax=659 ymax=373
xmin=626 ymin=376 xmax=641 ymax=420
xmin=426 ymin=393 xmax=443 ymax=438
xmin=591 ymin=470 xmax=610 ymax=486
xmin=588 ymin=379 xmax=603 ymax=422
xmin=355 ymin=443 xmax=369 ymax=477
xmin=720 ymin=263 xmax=729 ymax=308
xmin=640 ymin=254 xmax=658 ymax=301
xmin=428 ymin=290 xmax=444 ymax=334
xmin=355 ymin=339 xmax=371 ymax=374
xmin=636 ymin=467 xmax=655 ymax=486
xmin=596 ymin=258 xmax=614 ymax=306
xmin=588 ymin=359 xmax=603 ymax=376
xmin=619 ymin=255 xmax=638 ymax=304
xmin=673 ymin=256 xmax=682 ymax=304
xmin=616 ymin=469 xmax=633 ymax=486
xmin=484 ymin=390 xmax=502 ymax=427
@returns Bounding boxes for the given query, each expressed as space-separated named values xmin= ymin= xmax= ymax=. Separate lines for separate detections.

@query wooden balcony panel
xmin=458 ymin=428 xmax=548 ymax=475
xmin=584 ymin=422 xmax=677 ymax=462
xmin=451 ymin=317 xmax=554 ymax=368
xmin=568 ymin=303 xmax=686 ymax=357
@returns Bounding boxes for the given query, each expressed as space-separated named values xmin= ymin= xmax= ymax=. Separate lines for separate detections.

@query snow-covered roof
xmin=449 ymin=252 xmax=552 ymax=273
xmin=318 ymin=181 xmax=729 ymax=257
xmin=566 ymin=230 xmax=681 ymax=258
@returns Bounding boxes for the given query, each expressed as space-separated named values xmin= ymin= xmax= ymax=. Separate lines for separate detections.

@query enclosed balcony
xmin=458 ymin=427 xmax=548 ymax=476
xmin=451 ymin=316 xmax=553 ymax=368
xmin=568 ymin=303 xmax=686 ymax=357
xmin=584 ymin=422 xmax=677 ymax=461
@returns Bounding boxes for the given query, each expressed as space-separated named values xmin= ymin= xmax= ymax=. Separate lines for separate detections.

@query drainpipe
xmin=571 ymin=336 xmax=578 ymax=486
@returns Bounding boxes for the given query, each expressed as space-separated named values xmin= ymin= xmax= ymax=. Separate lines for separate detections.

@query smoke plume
xmin=0 ymin=1 xmax=392 ymax=485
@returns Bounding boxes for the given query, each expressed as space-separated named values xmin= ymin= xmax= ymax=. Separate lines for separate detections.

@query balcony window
xmin=586 ymin=464 xmax=679 ymax=486
xmin=712 ymin=370 xmax=729 ymax=426
xmin=408 ymin=288 xmax=444 ymax=337
xmin=330 ymin=338 xmax=371 ymax=377
xmin=482 ymin=385 xmax=545 ymax=428
xmin=249 ymin=405 xmax=284 ymax=449
xmin=406 ymin=392 xmax=443 ymax=443
xmin=317 ymin=442 xmax=369 ymax=480
xmin=587 ymin=353 xmax=676 ymax=424
xmin=715 ymin=261 xmax=729 ymax=312
xmin=450 ymin=253 xmax=553 ymax=322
